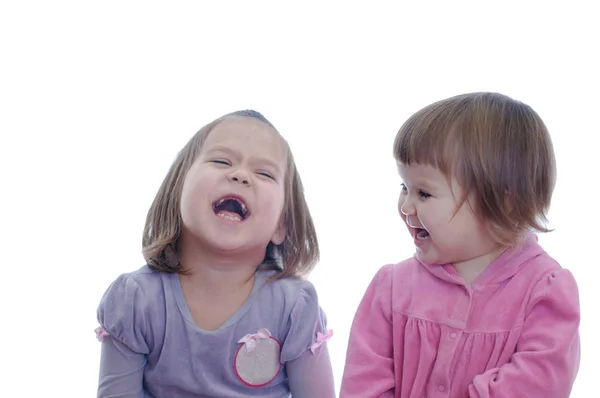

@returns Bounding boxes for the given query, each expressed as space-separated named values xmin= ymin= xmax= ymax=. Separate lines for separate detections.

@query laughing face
xmin=396 ymin=162 xmax=499 ymax=266
xmin=179 ymin=116 xmax=287 ymax=255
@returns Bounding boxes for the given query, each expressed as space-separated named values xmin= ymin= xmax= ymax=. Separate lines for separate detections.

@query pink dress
xmin=340 ymin=235 xmax=580 ymax=397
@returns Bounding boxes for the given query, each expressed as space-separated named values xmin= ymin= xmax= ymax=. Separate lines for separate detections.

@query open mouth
xmin=212 ymin=196 xmax=249 ymax=222
xmin=415 ymin=228 xmax=430 ymax=240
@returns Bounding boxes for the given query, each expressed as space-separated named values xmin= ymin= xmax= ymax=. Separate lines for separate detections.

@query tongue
xmin=217 ymin=200 xmax=244 ymax=219
xmin=416 ymin=229 xmax=430 ymax=239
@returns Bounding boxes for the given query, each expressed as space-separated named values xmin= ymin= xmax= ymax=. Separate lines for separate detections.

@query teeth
xmin=218 ymin=213 xmax=242 ymax=221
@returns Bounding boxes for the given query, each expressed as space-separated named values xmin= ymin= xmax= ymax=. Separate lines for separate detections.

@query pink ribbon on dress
xmin=94 ymin=326 xmax=110 ymax=342
xmin=310 ymin=329 xmax=333 ymax=354
xmin=238 ymin=328 xmax=271 ymax=353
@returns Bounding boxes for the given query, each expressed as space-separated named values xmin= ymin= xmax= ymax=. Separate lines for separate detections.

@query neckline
xmin=170 ymin=269 xmax=269 ymax=333
xmin=420 ymin=234 xmax=542 ymax=288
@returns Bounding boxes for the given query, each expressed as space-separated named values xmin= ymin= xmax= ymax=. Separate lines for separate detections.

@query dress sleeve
xmin=340 ymin=265 xmax=395 ymax=398
xmin=468 ymin=269 xmax=580 ymax=398
xmin=280 ymin=281 xmax=335 ymax=397
xmin=96 ymin=274 xmax=151 ymax=397
xmin=97 ymin=338 xmax=146 ymax=398
xmin=279 ymin=281 xmax=331 ymax=362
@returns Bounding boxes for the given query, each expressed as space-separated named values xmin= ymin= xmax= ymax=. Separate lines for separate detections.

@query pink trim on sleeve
xmin=310 ymin=329 xmax=333 ymax=354
xmin=95 ymin=326 xmax=110 ymax=342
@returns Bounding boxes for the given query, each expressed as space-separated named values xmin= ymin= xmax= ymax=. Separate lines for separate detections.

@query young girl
xmin=94 ymin=110 xmax=335 ymax=398
xmin=340 ymin=93 xmax=580 ymax=397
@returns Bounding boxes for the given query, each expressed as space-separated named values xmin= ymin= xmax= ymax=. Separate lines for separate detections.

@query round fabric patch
xmin=234 ymin=336 xmax=282 ymax=387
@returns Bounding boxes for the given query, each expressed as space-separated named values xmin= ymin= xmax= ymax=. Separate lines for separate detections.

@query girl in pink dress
xmin=341 ymin=92 xmax=580 ymax=398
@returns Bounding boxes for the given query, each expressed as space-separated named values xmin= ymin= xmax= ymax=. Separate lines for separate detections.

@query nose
xmin=398 ymin=194 xmax=416 ymax=217
xmin=228 ymin=168 xmax=252 ymax=186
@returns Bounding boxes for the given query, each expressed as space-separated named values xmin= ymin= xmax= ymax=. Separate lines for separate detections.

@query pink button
xmin=438 ymin=385 xmax=446 ymax=392
xmin=450 ymin=332 xmax=457 ymax=339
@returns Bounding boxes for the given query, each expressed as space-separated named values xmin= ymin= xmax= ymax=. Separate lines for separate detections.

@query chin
xmin=211 ymin=237 xmax=271 ymax=255
xmin=415 ymin=251 xmax=433 ymax=264
xmin=211 ymin=238 xmax=253 ymax=253
xmin=415 ymin=250 xmax=447 ymax=266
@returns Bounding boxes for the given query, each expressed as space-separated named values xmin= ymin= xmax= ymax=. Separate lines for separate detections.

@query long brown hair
xmin=394 ymin=92 xmax=556 ymax=246
xmin=142 ymin=110 xmax=319 ymax=279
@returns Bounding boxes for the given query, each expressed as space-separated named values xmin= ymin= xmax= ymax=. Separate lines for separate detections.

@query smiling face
xmin=179 ymin=116 xmax=287 ymax=257
xmin=397 ymin=162 xmax=499 ymax=266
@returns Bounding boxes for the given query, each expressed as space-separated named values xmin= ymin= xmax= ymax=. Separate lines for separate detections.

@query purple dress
xmin=96 ymin=266 xmax=335 ymax=397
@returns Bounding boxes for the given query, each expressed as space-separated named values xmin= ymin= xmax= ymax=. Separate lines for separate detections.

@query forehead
xmin=397 ymin=162 xmax=447 ymax=183
xmin=203 ymin=116 xmax=286 ymax=161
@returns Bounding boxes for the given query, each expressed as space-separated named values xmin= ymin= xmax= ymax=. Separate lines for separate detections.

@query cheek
xmin=180 ymin=176 xmax=210 ymax=218
xmin=275 ymin=190 xmax=286 ymax=216
xmin=423 ymin=204 xmax=456 ymax=231
xmin=179 ymin=182 xmax=193 ymax=216
xmin=179 ymin=191 xmax=198 ymax=225
xmin=180 ymin=180 xmax=199 ymax=208
xmin=261 ymin=185 xmax=285 ymax=216
xmin=449 ymin=205 xmax=482 ymax=234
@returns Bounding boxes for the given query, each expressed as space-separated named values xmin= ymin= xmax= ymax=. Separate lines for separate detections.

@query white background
xmin=1 ymin=1 xmax=598 ymax=396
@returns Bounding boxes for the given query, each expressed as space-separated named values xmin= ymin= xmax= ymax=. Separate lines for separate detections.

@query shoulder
xmin=260 ymin=271 xmax=320 ymax=311
xmin=116 ymin=264 xmax=165 ymax=288
xmin=368 ymin=257 xmax=423 ymax=292
xmin=386 ymin=257 xmax=422 ymax=276
xmin=99 ymin=265 xmax=166 ymax=306
xmin=261 ymin=273 xmax=329 ymax=362
xmin=96 ymin=265 xmax=169 ymax=352
xmin=513 ymin=244 xmax=578 ymax=294
xmin=504 ymin=234 xmax=575 ymax=287
xmin=255 ymin=271 xmax=325 ymax=330
xmin=528 ymin=250 xmax=570 ymax=279
xmin=524 ymin=253 xmax=579 ymax=312
xmin=349 ymin=258 xmax=423 ymax=315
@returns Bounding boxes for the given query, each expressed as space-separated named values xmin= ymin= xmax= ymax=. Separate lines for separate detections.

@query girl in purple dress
xmin=95 ymin=110 xmax=335 ymax=398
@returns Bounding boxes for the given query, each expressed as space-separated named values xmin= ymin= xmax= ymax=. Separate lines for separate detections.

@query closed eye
xmin=257 ymin=171 xmax=275 ymax=180
xmin=211 ymin=160 xmax=230 ymax=166
xmin=401 ymin=183 xmax=431 ymax=199
xmin=418 ymin=190 xmax=431 ymax=199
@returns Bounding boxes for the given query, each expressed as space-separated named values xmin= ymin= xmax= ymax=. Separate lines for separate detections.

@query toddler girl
xmin=95 ymin=110 xmax=335 ymax=398
xmin=340 ymin=93 xmax=580 ymax=397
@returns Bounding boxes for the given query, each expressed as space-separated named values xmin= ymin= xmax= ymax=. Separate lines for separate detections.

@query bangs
xmin=393 ymin=100 xmax=467 ymax=174
xmin=392 ymin=92 xmax=557 ymax=246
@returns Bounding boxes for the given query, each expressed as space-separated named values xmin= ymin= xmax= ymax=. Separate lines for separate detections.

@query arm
xmin=98 ymin=338 xmax=146 ymax=398
xmin=279 ymin=281 xmax=336 ymax=397
xmin=96 ymin=275 xmax=151 ymax=398
xmin=287 ymin=342 xmax=336 ymax=398
xmin=340 ymin=265 xmax=395 ymax=398
xmin=469 ymin=269 xmax=580 ymax=398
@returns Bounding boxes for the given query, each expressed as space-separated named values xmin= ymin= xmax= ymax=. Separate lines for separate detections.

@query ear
xmin=271 ymin=219 xmax=286 ymax=245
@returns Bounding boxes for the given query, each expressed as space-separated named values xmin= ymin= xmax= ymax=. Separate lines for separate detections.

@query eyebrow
xmin=400 ymin=177 xmax=438 ymax=192
xmin=415 ymin=180 xmax=438 ymax=191
xmin=205 ymin=145 xmax=284 ymax=174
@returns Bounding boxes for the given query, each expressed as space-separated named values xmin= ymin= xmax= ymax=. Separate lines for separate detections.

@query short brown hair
xmin=142 ymin=110 xmax=319 ymax=279
xmin=393 ymin=92 xmax=556 ymax=245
